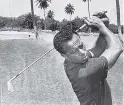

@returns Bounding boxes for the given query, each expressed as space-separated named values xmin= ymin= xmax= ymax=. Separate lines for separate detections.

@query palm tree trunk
xmin=70 ymin=14 xmax=72 ymax=30
xmin=30 ymin=0 xmax=38 ymax=39
xmin=116 ymin=0 xmax=123 ymax=44
xmin=70 ymin=14 xmax=72 ymax=22
xmin=43 ymin=9 xmax=46 ymax=30
xmin=87 ymin=0 xmax=91 ymax=33
xmin=87 ymin=0 xmax=90 ymax=18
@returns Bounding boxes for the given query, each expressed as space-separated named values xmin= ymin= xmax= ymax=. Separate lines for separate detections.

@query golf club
xmin=7 ymin=24 xmax=87 ymax=92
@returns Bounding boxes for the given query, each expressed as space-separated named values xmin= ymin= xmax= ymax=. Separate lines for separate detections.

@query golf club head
xmin=7 ymin=81 xmax=14 ymax=93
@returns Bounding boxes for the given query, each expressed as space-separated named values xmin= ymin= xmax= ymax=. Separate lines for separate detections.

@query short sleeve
xmin=87 ymin=50 xmax=94 ymax=58
xmin=78 ymin=56 xmax=108 ymax=84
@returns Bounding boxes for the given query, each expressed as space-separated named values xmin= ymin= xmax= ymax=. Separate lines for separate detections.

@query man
xmin=53 ymin=12 xmax=123 ymax=105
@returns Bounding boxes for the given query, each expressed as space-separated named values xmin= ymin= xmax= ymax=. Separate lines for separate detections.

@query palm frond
xmin=47 ymin=10 xmax=54 ymax=19
xmin=36 ymin=0 xmax=50 ymax=9
xmin=65 ymin=3 xmax=75 ymax=15
xmin=82 ymin=0 xmax=87 ymax=2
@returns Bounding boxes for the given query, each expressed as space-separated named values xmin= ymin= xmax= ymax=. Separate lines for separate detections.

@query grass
xmin=0 ymin=34 xmax=123 ymax=105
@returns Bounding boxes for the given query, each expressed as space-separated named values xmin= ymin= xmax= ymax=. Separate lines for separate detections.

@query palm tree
xmin=115 ymin=0 xmax=123 ymax=43
xmin=82 ymin=0 xmax=91 ymax=33
xmin=30 ymin=0 xmax=38 ymax=39
xmin=36 ymin=0 xmax=51 ymax=30
xmin=65 ymin=3 xmax=75 ymax=22
xmin=82 ymin=0 xmax=91 ymax=18
xmin=47 ymin=10 xmax=54 ymax=19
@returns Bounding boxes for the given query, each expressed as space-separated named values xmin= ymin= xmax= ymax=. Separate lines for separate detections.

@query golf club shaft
xmin=8 ymin=24 xmax=87 ymax=82
xmin=8 ymin=47 xmax=54 ymax=82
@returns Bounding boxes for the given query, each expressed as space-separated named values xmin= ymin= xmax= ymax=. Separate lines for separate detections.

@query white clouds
xmin=0 ymin=0 xmax=123 ymax=24
xmin=0 ymin=0 xmax=31 ymax=17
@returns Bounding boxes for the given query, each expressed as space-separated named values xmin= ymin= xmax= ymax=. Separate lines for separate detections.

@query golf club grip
xmin=76 ymin=24 xmax=86 ymax=32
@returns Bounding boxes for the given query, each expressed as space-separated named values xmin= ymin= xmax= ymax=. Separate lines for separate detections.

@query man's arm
xmin=77 ymin=17 xmax=123 ymax=83
xmin=78 ymin=56 xmax=108 ymax=84
xmin=86 ymin=16 xmax=123 ymax=70
xmin=100 ymin=25 xmax=123 ymax=69
xmin=89 ymin=35 xmax=106 ymax=57
xmin=88 ymin=11 xmax=109 ymax=57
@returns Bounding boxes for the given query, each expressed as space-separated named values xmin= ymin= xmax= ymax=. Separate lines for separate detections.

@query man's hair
xmin=53 ymin=28 xmax=78 ymax=54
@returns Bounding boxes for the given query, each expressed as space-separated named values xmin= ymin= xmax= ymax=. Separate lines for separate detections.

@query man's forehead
xmin=67 ymin=34 xmax=80 ymax=46
xmin=62 ymin=34 xmax=81 ymax=53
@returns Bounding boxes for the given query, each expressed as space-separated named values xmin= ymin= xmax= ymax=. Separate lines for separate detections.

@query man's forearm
xmin=99 ymin=24 xmax=123 ymax=69
xmin=99 ymin=25 xmax=122 ymax=50
xmin=89 ymin=35 xmax=106 ymax=57
xmin=84 ymin=16 xmax=123 ymax=70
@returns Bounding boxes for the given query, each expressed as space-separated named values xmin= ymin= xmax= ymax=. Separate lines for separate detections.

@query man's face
xmin=63 ymin=34 xmax=88 ymax=63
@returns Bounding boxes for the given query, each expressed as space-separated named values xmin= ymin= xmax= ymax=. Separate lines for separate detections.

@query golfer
xmin=53 ymin=12 xmax=123 ymax=105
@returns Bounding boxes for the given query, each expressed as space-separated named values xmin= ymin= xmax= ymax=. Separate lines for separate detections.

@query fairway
xmin=0 ymin=33 xmax=123 ymax=105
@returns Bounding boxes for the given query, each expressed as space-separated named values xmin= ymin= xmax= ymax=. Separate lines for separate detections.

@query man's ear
xmin=61 ymin=54 xmax=72 ymax=62
xmin=61 ymin=53 xmax=69 ymax=59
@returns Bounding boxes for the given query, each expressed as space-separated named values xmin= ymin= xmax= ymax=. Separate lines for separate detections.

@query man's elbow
xmin=119 ymin=48 xmax=123 ymax=53
xmin=107 ymin=49 xmax=123 ymax=70
xmin=109 ymin=43 xmax=123 ymax=52
xmin=114 ymin=47 xmax=123 ymax=53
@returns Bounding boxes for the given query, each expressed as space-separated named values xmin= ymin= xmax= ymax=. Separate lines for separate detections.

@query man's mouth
xmin=78 ymin=49 xmax=87 ymax=58
xmin=78 ymin=43 xmax=84 ymax=49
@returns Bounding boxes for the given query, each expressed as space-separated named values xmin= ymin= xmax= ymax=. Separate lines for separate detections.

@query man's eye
xmin=70 ymin=50 xmax=76 ymax=54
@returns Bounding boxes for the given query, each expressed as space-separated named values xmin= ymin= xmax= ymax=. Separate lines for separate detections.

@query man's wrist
xmin=99 ymin=24 xmax=107 ymax=33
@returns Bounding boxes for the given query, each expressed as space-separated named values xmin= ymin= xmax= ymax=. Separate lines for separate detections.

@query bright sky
xmin=0 ymin=0 xmax=123 ymax=24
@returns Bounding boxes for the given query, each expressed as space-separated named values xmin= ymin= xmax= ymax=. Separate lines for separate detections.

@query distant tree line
xmin=0 ymin=13 xmax=123 ymax=34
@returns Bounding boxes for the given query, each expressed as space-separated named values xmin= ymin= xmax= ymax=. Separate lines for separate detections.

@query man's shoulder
xmin=64 ymin=59 xmax=87 ymax=72
xmin=87 ymin=56 xmax=108 ymax=65
xmin=64 ymin=56 xmax=108 ymax=71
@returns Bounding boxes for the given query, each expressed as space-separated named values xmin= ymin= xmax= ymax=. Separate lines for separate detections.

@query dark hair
xmin=53 ymin=28 xmax=78 ymax=54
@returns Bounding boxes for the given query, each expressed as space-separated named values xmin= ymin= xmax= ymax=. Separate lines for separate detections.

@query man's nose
xmin=79 ymin=49 xmax=86 ymax=54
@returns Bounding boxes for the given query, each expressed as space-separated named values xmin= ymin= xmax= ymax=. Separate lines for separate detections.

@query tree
xmin=47 ymin=10 xmax=54 ymax=19
xmin=21 ymin=13 xmax=34 ymax=29
xmin=65 ymin=3 xmax=75 ymax=30
xmin=82 ymin=0 xmax=92 ymax=33
xmin=31 ymin=0 xmax=38 ymax=38
xmin=57 ymin=19 xmax=68 ymax=31
xmin=65 ymin=3 xmax=75 ymax=21
xmin=0 ymin=17 xmax=5 ymax=28
xmin=49 ymin=22 xmax=58 ymax=31
xmin=36 ymin=19 xmax=45 ymax=30
xmin=72 ymin=16 xmax=84 ymax=29
xmin=82 ymin=0 xmax=91 ymax=18
xmin=19 ymin=13 xmax=40 ymax=29
xmin=36 ymin=0 xmax=51 ymax=30
xmin=60 ymin=21 xmax=78 ymax=32
xmin=115 ymin=0 xmax=123 ymax=43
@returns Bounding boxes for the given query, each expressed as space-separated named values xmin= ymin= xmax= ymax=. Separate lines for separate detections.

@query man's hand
xmin=93 ymin=11 xmax=107 ymax=18
xmin=84 ymin=16 xmax=107 ymax=58
xmin=93 ymin=11 xmax=109 ymax=27
xmin=83 ymin=16 xmax=105 ymax=31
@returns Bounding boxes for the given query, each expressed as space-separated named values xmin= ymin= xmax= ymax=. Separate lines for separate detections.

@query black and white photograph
xmin=0 ymin=0 xmax=123 ymax=105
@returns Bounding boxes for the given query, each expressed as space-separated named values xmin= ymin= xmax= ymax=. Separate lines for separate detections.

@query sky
xmin=0 ymin=0 xmax=123 ymax=25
